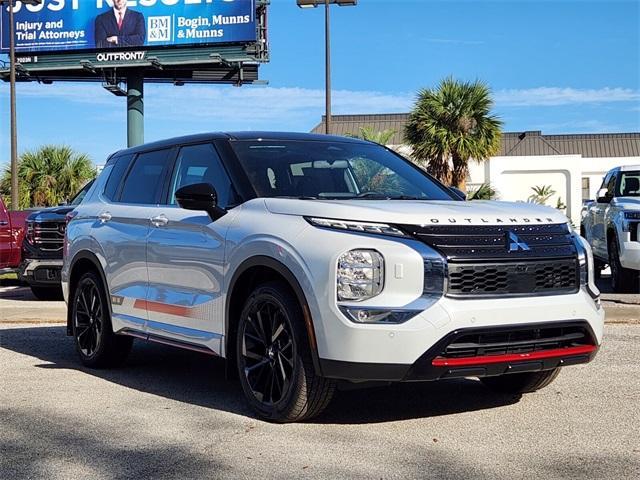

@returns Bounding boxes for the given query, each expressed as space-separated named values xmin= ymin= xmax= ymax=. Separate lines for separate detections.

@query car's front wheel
xmin=480 ymin=368 xmax=561 ymax=394
xmin=608 ymin=235 xmax=639 ymax=293
xmin=236 ymin=281 xmax=335 ymax=422
xmin=71 ymin=271 xmax=133 ymax=368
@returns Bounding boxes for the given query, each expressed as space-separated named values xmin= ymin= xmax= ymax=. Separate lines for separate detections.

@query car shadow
xmin=0 ymin=325 xmax=522 ymax=424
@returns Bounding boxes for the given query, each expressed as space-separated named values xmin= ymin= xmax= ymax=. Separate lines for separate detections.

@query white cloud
xmin=494 ymin=87 xmax=640 ymax=107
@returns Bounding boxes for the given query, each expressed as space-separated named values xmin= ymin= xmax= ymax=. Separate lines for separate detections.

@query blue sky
xmin=1 ymin=0 xmax=639 ymax=166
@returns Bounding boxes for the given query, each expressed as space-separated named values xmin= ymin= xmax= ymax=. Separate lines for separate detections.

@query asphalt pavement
xmin=1 ymin=323 xmax=639 ymax=480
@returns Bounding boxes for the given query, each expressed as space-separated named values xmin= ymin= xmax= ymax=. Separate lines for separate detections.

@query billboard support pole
xmin=127 ymin=70 xmax=144 ymax=147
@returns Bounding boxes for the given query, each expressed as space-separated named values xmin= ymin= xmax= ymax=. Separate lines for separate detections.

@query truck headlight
xmin=337 ymin=249 xmax=384 ymax=301
xmin=622 ymin=211 xmax=640 ymax=232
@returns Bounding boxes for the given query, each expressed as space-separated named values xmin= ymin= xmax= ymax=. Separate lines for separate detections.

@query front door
xmin=145 ymin=142 xmax=235 ymax=354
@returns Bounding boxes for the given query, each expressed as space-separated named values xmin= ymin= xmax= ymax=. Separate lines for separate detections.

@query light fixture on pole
xmin=1 ymin=0 xmax=42 ymax=210
xmin=297 ymin=0 xmax=357 ymax=136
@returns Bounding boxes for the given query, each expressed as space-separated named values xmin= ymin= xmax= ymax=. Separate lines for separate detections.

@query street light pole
xmin=2 ymin=0 xmax=41 ymax=210
xmin=8 ymin=0 xmax=18 ymax=210
xmin=324 ymin=0 xmax=331 ymax=135
xmin=297 ymin=0 xmax=356 ymax=136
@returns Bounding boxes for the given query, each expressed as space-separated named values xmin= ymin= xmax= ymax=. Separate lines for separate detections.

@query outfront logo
xmin=507 ymin=231 xmax=530 ymax=252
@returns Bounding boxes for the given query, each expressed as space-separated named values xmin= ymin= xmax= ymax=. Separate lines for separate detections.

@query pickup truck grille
xmin=397 ymin=223 xmax=580 ymax=298
xmin=27 ymin=221 xmax=65 ymax=252
xmin=447 ymin=258 xmax=579 ymax=297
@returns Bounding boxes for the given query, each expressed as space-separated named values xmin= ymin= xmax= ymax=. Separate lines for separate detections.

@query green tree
xmin=527 ymin=185 xmax=556 ymax=205
xmin=349 ymin=126 xmax=397 ymax=146
xmin=468 ymin=183 xmax=499 ymax=200
xmin=0 ymin=145 xmax=95 ymax=209
xmin=404 ymin=77 xmax=502 ymax=189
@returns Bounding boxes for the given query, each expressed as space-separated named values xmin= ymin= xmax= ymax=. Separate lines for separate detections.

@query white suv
xmin=63 ymin=132 xmax=604 ymax=422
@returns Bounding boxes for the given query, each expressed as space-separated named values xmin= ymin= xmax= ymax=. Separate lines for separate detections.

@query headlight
xmin=306 ymin=217 xmax=408 ymax=237
xmin=574 ymin=235 xmax=601 ymax=306
xmin=337 ymin=249 xmax=384 ymax=301
xmin=622 ymin=211 xmax=640 ymax=232
xmin=623 ymin=211 xmax=640 ymax=220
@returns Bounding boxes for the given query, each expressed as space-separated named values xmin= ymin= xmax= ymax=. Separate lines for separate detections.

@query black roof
xmin=115 ymin=131 xmax=366 ymax=157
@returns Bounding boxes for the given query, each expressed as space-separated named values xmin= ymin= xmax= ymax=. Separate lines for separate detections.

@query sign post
xmin=127 ymin=70 xmax=144 ymax=147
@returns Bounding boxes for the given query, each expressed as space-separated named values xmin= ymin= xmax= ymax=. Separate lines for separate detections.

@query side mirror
xmin=596 ymin=188 xmax=612 ymax=203
xmin=175 ymin=183 xmax=226 ymax=221
xmin=449 ymin=186 xmax=467 ymax=201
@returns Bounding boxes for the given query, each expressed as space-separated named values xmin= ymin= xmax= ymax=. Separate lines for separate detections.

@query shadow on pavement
xmin=0 ymin=325 xmax=521 ymax=424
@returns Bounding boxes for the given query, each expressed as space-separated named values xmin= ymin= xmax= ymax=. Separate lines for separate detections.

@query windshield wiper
xmin=344 ymin=192 xmax=428 ymax=200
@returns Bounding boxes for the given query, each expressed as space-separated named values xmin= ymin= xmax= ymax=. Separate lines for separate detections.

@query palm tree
xmin=0 ymin=145 xmax=95 ymax=209
xmin=404 ymin=77 xmax=503 ymax=190
xmin=468 ymin=183 xmax=499 ymax=201
xmin=350 ymin=126 xmax=397 ymax=146
xmin=528 ymin=185 xmax=556 ymax=206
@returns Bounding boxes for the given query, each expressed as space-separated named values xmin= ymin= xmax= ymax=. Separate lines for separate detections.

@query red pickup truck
xmin=0 ymin=196 xmax=29 ymax=274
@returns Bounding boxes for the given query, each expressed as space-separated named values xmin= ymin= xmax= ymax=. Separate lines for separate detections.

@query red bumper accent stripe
xmin=431 ymin=345 xmax=597 ymax=367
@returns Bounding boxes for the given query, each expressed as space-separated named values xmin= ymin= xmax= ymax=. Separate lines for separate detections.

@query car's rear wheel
xmin=608 ymin=235 xmax=639 ymax=293
xmin=30 ymin=285 xmax=63 ymax=301
xmin=480 ymin=368 xmax=561 ymax=394
xmin=236 ymin=281 xmax=335 ymax=422
xmin=71 ymin=271 xmax=132 ymax=368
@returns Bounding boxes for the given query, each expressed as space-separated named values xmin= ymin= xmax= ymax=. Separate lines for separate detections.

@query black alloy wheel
xmin=71 ymin=271 xmax=132 ymax=368
xmin=240 ymin=298 xmax=295 ymax=406
xmin=236 ymin=282 xmax=335 ymax=422
xmin=609 ymin=236 xmax=639 ymax=293
xmin=74 ymin=277 xmax=104 ymax=357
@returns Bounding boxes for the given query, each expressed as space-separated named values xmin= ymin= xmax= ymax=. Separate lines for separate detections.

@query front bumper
xmin=619 ymin=236 xmax=640 ymax=270
xmin=320 ymin=320 xmax=599 ymax=382
xmin=315 ymin=289 xmax=604 ymax=382
xmin=20 ymin=259 xmax=63 ymax=286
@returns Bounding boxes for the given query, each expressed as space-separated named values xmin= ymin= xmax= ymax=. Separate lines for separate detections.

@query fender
xmin=225 ymin=255 xmax=323 ymax=376
xmin=66 ymin=251 xmax=110 ymax=336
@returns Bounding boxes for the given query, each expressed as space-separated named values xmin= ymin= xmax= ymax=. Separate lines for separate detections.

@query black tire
xmin=480 ymin=368 xmax=561 ymax=394
xmin=236 ymin=281 xmax=335 ymax=423
xmin=608 ymin=235 xmax=639 ymax=293
xmin=30 ymin=285 xmax=63 ymax=301
xmin=71 ymin=271 xmax=133 ymax=368
xmin=593 ymin=259 xmax=605 ymax=280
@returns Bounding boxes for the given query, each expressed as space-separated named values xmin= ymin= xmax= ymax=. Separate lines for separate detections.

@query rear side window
xmin=103 ymin=154 xmax=134 ymax=201
xmin=119 ymin=149 xmax=172 ymax=204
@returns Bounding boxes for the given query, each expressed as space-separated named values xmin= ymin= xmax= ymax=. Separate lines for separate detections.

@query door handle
xmin=98 ymin=212 xmax=112 ymax=223
xmin=151 ymin=214 xmax=169 ymax=227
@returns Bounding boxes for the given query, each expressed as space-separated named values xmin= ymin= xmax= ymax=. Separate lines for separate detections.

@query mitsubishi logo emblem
xmin=507 ymin=231 xmax=530 ymax=252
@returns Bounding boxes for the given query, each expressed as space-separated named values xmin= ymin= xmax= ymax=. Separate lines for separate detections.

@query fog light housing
xmin=337 ymin=249 xmax=384 ymax=301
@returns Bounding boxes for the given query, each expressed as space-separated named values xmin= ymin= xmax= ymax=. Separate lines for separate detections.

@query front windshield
xmin=618 ymin=171 xmax=640 ymax=197
xmin=231 ymin=140 xmax=454 ymax=201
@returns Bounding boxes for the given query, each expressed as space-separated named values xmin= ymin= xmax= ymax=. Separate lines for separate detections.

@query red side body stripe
xmin=431 ymin=345 xmax=597 ymax=367
xmin=133 ymin=299 xmax=192 ymax=317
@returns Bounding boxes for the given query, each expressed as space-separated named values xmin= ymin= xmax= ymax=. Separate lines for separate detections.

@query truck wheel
xmin=236 ymin=281 xmax=335 ymax=423
xmin=30 ymin=285 xmax=63 ymax=301
xmin=608 ymin=236 xmax=639 ymax=293
xmin=480 ymin=368 xmax=561 ymax=394
xmin=71 ymin=271 xmax=132 ymax=368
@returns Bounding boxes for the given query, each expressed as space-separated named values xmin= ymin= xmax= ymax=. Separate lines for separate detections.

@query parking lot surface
xmin=1 ymin=323 xmax=638 ymax=480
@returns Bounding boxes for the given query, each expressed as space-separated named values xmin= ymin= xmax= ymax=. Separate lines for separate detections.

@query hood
xmin=27 ymin=205 xmax=74 ymax=222
xmin=614 ymin=197 xmax=640 ymax=209
xmin=263 ymin=198 xmax=569 ymax=226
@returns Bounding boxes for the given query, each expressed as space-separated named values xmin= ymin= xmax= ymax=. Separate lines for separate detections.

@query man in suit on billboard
xmin=95 ymin=0 xmax=146 ymax=48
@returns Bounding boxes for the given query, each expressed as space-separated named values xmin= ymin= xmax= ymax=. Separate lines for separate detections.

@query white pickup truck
xmin=581 ymin=165 xmax=640 ymax=292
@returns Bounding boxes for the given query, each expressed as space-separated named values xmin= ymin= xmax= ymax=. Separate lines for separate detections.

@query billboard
xmin=0 ymin=0 xmax=257 ymax=54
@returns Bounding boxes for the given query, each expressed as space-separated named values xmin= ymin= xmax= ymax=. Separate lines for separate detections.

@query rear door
xmin=100 ymin=149 xmax=174 ymax=332
xmin=145 ymin=142 xmax=235 ymax=353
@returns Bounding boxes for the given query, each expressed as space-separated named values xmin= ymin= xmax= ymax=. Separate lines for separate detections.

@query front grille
xmin=441 ymin=323 xmax=595 ymax=359
xmin=447 ymin=258 xmax=579 ymax=297
xmin=27 ymin=222 xmax=65 ymax=252
xmin=399 ymin=223 xmax=575 ymax=261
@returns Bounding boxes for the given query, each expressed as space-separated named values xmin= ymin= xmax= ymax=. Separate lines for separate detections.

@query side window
xmin=120 ymin=149 xmax=172 ymax=204
xmin=168 ymin=143 xmax=233 ymax=208
xmin=103 ymin=154 xmax=134 ymax=201
xmin=606 ymin=172 xmax=617 ymax=197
